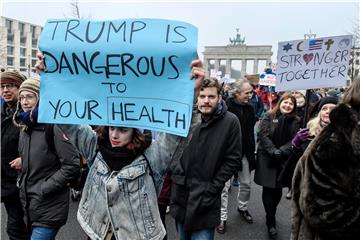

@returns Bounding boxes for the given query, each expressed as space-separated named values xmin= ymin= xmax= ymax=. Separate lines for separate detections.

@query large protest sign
xmin=38 ymin=19 xmax=198 ymax=137
xmin=276 ymin=35 xmax=352 ymax=91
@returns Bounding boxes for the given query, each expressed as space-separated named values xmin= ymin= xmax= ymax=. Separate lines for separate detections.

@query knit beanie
xmin=0 ymin=71 xmax=26 ymax=88
xmin=19 ymin=78 xmax=40 ymax=100
xmin=318 ymin=96 xmax=338 ymax=111
xmin=13 ymin=78 xmax=40 ymax=130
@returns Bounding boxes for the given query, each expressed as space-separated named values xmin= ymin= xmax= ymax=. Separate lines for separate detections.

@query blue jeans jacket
xmin=59 ymin=125 xmax=186 ymax=240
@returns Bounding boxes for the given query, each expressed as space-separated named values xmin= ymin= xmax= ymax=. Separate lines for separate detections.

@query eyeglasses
xmin=19 ymin=94 xmax=36 ymax=102
xmin=0 ymin=83 xmax=17 ymax=90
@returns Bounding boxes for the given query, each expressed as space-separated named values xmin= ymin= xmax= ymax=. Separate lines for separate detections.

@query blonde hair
xmin=306 ymin=114 xmax=322 ymax=137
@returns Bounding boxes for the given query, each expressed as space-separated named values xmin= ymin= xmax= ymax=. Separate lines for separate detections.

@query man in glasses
xmin=1 ymin=70 xmax=27 ymax=240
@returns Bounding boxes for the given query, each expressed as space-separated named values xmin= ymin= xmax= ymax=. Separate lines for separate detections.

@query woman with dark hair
xmin=35 ymin=52 xmax=205 ymax=239
xmin=291 ymin=77 xmax=360 ymax=240
xmin=254 ymin=93 xmax=300 ymax=239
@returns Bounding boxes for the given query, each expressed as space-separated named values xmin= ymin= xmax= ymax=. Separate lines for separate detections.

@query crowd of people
xmin=1 ymin=55 xmax=359 ymax=240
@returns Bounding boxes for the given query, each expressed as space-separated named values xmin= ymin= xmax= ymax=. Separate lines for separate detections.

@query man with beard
xmin=170 ymin=77 xmax=242 ymax=240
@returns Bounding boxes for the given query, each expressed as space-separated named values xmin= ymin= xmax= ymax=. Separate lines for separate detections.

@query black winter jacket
xmin=18 ymin=124 xmax=80 ymax=228
xmin=254 ymin=112 xmax=299 ymax=188
xmin=1 ymin=103 xmax=21 ymax=199
xmin=226 ymin=97 xmax=256 ymax=170
xmin=170 ymin=101 xmax=242 ymax=231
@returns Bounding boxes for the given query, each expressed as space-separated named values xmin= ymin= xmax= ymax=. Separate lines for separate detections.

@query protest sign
xmin=276 ymin=35 xmax=352 ymax=91
xmin=259 ymin=73 xmax=276 ymax=86
xmin=38 ymin=18 xmax=198 ymax=137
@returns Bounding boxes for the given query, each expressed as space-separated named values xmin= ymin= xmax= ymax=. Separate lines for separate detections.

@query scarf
xmin=272 ymin=113 xmax=296 ymax=148
xmin=98 ymin=140 xmax=138 ymax=172
xmin=14 ymin=106 xmax=38 ymax=130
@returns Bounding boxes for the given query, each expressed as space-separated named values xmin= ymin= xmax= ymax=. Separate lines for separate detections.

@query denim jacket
xmin=59 ymin=109 xmax=200 ymax=240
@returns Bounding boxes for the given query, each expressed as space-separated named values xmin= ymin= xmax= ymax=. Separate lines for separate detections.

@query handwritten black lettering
xmin=130 ymin=21 xmax=146 ymax=44
xmin=47 ymin=20 xmax=67 ymax=40
xmin=65 ymin=19 xmax=83 ymax=42
xmin=85 ymin=21 xmax=105 ymax=43
xmin=107 ymin=21 xmax=126 ymax=42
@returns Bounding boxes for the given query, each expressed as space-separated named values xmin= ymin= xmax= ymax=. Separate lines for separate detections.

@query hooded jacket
xmin=17 ymin=124 xmax=80 ymax=228
xmin=291 ymin=103 xmax=360 ymax=240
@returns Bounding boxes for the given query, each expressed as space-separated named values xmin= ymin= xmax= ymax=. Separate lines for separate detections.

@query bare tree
xmin=348 ymin=18 xmax=360 ymax=83
xmin=70 ymin=0 xmax=81 ymax=19
xmin=63 ymin=0 xmax=91 ymax=19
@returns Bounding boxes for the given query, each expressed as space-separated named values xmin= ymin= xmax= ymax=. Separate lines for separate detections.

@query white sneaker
xmin=166 ymin=206 xmax=170 ymax=214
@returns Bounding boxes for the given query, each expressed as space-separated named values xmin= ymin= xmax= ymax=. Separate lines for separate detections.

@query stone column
xmin=203 ymin=57 xmax=209 ymax=78
xmin=266 ymin=59 xmax=271 ymax=68
xmin=215 ymin=59 xmax=220 ymax=72
xmin=225 ymin=59 xmax=231 ymax=76
xmin=241 ymin=59 xmax=247 ymax=76
xmin=253 ymin=59 xmax=259 ymax=74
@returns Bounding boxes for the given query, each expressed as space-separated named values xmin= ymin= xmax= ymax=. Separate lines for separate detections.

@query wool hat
xmin=318 ymin=96 xmax=338 ymax=111
xmin=0 ymin=71 xmax=26 ymax=88
xmin=294 ymin=90 xmax=306 ymax=97
xmin=19 ymin=78 xmax=40 ymax=99
xmin=327 ymin=89 xmax=341 ymax=98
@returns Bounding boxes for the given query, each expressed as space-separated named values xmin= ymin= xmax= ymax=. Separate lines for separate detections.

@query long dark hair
xmin=95 ymin=126 xmax=151 ymax=156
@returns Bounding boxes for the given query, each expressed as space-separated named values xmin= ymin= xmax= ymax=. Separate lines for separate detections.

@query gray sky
xmin=1 ymin=0 xmax=359 ymax=63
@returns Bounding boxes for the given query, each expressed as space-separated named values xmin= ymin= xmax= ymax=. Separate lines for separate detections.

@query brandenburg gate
xmin=203 ymin=29 xmax=273 ymax=79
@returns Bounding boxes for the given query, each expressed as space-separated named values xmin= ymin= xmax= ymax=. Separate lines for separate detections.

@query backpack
xmin=45 ymin=124 xmax=89 ymax=191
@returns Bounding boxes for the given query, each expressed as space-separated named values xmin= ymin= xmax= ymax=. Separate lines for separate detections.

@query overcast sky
xmin=1 ymin=0 xmax=359 ymax=63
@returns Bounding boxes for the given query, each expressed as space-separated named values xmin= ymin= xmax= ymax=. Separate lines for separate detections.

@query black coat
xmin=18 ymin=124 xmax=80 ymax=228
xmin=1 ymin=103 xmax=21 ymax=199
xmin=226 ymin=97 xmax=256 ymax=170
xmin=254 ymin=112 xmax=300 ymax=188
xmin=170 ymin=102 xmax=242 ymax=231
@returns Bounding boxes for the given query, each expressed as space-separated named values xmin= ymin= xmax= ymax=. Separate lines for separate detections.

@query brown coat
xmin=291 ymin=104 xmax=360 ymax=240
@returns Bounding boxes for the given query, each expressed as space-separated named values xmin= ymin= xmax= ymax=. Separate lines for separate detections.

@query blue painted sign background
xmin=38 ymin=18 xmax=198 ymax=136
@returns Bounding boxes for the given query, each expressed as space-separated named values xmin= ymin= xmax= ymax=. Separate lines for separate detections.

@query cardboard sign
xmin=276 ymin=35 xmax=352 ymax=91
xmin=38 ymin=18 xmax=198 ymax=137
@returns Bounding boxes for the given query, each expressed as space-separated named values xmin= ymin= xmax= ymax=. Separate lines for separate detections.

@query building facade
xmin=0 ymin=16 xmax=43 ymax=76
xmin=349 ymin=46 xmax=360 ymax=84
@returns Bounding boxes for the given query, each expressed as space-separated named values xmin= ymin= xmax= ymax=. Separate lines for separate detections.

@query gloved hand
xmin=291 ymin=128 xmax=309 ymax=148
xmin=272 ymin=149 xmax=282 ymax=159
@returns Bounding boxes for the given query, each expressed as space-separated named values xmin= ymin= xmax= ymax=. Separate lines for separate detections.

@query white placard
xmin=259 ymin=73 xmax=276 ymax=86
xmin=276 ymin=35 xmax=352 ymax=91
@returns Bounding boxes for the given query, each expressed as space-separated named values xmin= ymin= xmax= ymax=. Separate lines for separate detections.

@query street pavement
xmin=1 ymin=176 xmax=291 ymax=240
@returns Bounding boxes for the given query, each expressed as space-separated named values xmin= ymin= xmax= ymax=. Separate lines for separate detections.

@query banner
xmin=38 ymin=18 xmax=198 ymax=137
xmin=276 ymin=35 xmax=352 ymax=91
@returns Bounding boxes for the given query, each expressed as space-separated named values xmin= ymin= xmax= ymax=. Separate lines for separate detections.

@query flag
xmin=309 ymin=39 xmax=323 ymax=50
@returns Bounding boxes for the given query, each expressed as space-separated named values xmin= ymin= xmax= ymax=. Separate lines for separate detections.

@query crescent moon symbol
xmin=297 ymin=41 xmax=304 ymax=52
